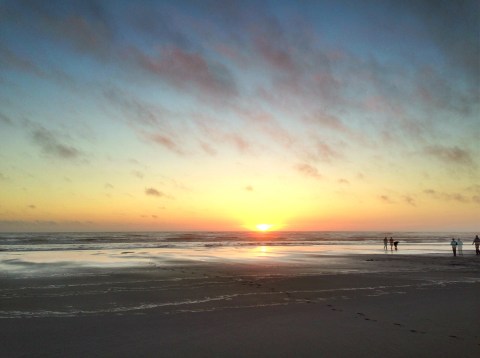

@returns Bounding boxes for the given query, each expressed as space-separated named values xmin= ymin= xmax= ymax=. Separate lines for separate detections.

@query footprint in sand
xmin=448 ymin=335 xmax=458 ymax=339
xmin=393 ymin=323 xmax=403 ymax=327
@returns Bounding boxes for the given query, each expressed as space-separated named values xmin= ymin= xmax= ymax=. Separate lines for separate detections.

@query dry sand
xmin=1 ymin=254 xmax=479 ymax=357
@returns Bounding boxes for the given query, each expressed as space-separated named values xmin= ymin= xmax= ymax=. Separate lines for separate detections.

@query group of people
xmin=450 ymin=235 xmax=480 ymax=257
xmin=382 ymin=235 xmax=480 ymax=256
xmin=383 ymin=237 xmax=399 ymax=251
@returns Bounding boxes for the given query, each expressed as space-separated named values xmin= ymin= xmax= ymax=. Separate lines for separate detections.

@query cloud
xmin=193 ymin=114 xmax=254 ymax=154
xmin=0 ymin=46 xmax=45 ymax=77
xmin=380 ymin=195 xmax=394 ymax=204
xmin=424 ymin=145 xmax=474 ymax=166
xmin=424 ymin=189 xmax=472 ymax=203
xmin=105 ymin=183 xmax=114 ymax=189
xmin=403 ymin=196 xmax=416 ymax=206
xmin=311 ymin=140 xmax=341 ymax=163
xmin=28 ymin=204 xmax=36 ymax=209
xmin=0 ymin=220 xmax=57 ymax=228
xmin=145 ymin=187 xmax=164 ymax=197
xmin=31 ymin=126 xmax=84 ymax=160
xmin=131 ymin=170 xmax=144 ymax=179
xmin=148 ymin=133 xmax=184 ymax=155
xmin=244 ymin=185 xmax=254 ymax=192
xmin=135 ymin=47 xmax=238 ymax=98
xmin=199 ymin=141 xmax=217 ymax=156
xmin=226 ymin=133 xmax=251 ymax=153
xmin=405 ymin=0 xmax=480 ymax=83
xmin=0 ymin=112 xmax=13 ymax=125
xmin=103 ymin=87 xmax=169 ymax=127
xmin=10 ymin=0 xmax=117 ymax=60
xmin=295 ymin=163 xmax=322 ymax=179
xmin=104 ymin=88 xmax=190 ymax=155
xmin=304 ymin=111 xmax=349 ymax=133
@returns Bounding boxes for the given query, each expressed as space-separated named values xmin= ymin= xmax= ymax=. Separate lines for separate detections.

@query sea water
xmin=0 ymin=231 xmax=476 ymax=275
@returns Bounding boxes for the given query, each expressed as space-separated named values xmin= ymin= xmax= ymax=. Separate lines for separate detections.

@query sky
xmin=0 ymin=0 xmax=479 ymax=232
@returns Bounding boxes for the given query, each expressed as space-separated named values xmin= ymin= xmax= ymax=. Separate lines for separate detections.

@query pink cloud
xmin=304 ymin=111 xmax=348 ymax=133
xmin=137 ymin=47 xmax=237 ymax=98
xmin=295 ymin=163 xmax=322 ymax=180
xmin=148 ymin=133 xmax=184 ymax=155
xmin=424 ymin=145 xmax=474 ymax=166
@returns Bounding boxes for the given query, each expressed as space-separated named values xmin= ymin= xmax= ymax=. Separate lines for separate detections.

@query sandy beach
xmin=1 ymin=253 xmax=479 ymax=357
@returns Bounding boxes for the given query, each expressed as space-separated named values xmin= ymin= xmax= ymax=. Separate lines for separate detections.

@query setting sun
xmin=256 ymin=224 xmax=272 ymax=231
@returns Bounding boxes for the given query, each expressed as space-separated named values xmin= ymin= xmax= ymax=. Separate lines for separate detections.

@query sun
xmin=256 ymin=224 xmax=272 ymax=231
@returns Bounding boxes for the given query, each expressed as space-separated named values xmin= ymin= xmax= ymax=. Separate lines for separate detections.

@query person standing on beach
xmin=457 ymin=239 xmax=463 ymax=256
xmin=450 ymin=238 xmax=457 ymax=257
xmin=473 ymin=235 xmax=480 ymax=255
xmin=394 ymin=241 xmax=399 ymax=250
xmin=389 ymin=237 xmax=394 ymax=250
xmin=384 ymin=237 xmax=388 ymax=250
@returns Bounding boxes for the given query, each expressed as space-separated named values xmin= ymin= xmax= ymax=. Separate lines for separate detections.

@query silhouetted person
xmin=389 ymin=237 xmax=394 ymax=250
xmin=394 ymin=241 xmax=399 ymax=250
xmin=450 ymin=238 xmax=457 ymax=257
xmin=473 ymin=235 xmax=480 ymax=255
xmin=457 ymin=239 xmax=463 ymax=256
xmin=384 ymin=237 xmax=388 ymax=250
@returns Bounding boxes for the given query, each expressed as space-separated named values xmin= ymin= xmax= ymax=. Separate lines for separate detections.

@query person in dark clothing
xmin=473 ymin=235 xmax=480 ymax=255
xmin=450 ymin=238 xmax=457 ymax=257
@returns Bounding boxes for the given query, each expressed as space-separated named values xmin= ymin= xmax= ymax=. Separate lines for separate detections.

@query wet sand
xmin=1 ymin=254 xmax=479 ymax=357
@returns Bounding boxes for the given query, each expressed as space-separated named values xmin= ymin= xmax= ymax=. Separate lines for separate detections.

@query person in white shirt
xmin=457 ymin=239 xmax=463 ymax=256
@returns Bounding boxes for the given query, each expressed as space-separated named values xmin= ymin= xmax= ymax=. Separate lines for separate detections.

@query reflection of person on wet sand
xmin=384 ymin=237 xmax=388 ymax=250
xmin=389 ymin=237 xmax=394 ymax=250
xmin=393 ymin=241 xmax=399 ymax=250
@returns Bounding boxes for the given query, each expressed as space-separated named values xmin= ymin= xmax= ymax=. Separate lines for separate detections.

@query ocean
xmin=0 ymin=231 xmax=476 ymax=277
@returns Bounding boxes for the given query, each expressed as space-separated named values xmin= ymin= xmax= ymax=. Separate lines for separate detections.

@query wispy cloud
xmin=135 ymin=47 xmax=238 ymax=99
xmin=0 ymin=112 xmax=13 ymax=125
xmin=424 ymin=145 xmax=474 ymax=166
xmin=295 ymin=163 xmax=322 ymax=179
xmin=131 ymin=170 xmax=144 ymax=179
xmin=424 ymin=189 xmax=472 ymax=203
xmin=403 ymin=195 xmax=416 ymax=206
xmin=147 ymin=133 xmax=184 ymax=155
xmin=30 ymin=125 xmax=84 ymax=160
xmin=380 ymin=195 xmax=395 ymax=204
xmin=145 ymin=187 xmax=164 ymax=197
